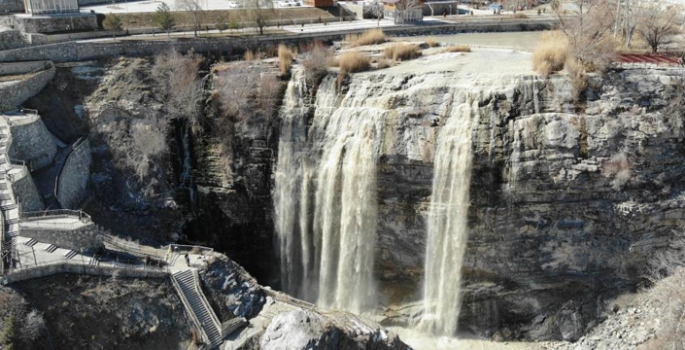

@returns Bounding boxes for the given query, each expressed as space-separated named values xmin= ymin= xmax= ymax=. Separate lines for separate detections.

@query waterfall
xmin=418 ymin=101 xmax=477 ymax=336
xmin=274 ymin=69 xmax=310 ymax=299
xmin=274 ymin=73 xmax=383 ymax=313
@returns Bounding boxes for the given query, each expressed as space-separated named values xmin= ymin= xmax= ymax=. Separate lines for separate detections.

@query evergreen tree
xmin=154 ymin=3 xmax=176 ymax=37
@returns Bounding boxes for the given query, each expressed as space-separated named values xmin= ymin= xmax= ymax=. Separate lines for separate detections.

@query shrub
xmin=601 ymin=152 xmax=631 ymax=190
xmin=443 ymin=45 xmax=471 ymax=53
xmin=532 ymin=31 xmax=569 ymax=76
xmin=278 ymin=44 xmax=294 ymax=75
xmin=383 ymin=44 xmax=422 ymax=61
xmin=513 ymin=12 xmax=528 ymax=18
xmin=103 ymin=13 xmax=123 ymax=31
xmin=338 ymin=51 xmax=371 ymax=73
xmin=301 ymin=42 xmax=333 ymax=87
xmin=426 ymin=37 xmax=439 ymax=47
xmin=345 ymin=28 xmax=386 ymax=47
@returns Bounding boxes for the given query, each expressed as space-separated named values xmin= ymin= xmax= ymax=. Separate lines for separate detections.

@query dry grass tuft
xmin=278 ymin=44 xmax=294 ymax=75
xmin=338 ymin=51 xmax=371 ymax=73
xmin=377 ymin=58 xmax=391 ymax=69
xmin=532 ymin=31 xmax=569 ymax=76
xmin=345 ymin=28 xmax=387 ymax=47
xmin=426 ymin=37 xmax=439 ymax=47
xmin=244 ymin=50 xmax=264 ymax=61
xmin=384 ymin=44 xmax=422 ymax=61
xmin=443 ymin=45 xmax=471 ymax=53
xmin=565 ymin=57 xmax=587 ymax=98
xmin=513 ymin=12 xmax=528 ymax=18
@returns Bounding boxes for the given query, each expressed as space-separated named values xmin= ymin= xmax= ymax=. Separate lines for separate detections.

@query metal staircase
xmin=171 ymin=269 xmax=223 ymax=349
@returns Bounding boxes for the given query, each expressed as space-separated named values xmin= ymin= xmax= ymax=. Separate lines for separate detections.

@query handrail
xmin=192 ymin=270 xmax=222 ymax=343
xmin=171 ymin=272 xmax=211 ymax=347
xmin=102 ymin=234 xmax=167 ymax=260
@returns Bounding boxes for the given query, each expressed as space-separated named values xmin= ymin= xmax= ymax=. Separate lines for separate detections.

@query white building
xmin=23 ymin=0 xmax=78 ymax=15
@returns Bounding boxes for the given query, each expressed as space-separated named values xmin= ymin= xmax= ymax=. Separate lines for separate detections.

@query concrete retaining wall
xmin=423 ymin=2 xmax=462 ymax=16
xmin=0 ymin=60 xmax=50 ymax=75
xmin=56 ymin=139 xmax=91 ymax=209
xmin=2 ymin=263 xmax=168 ymax=284
xmin=12 ymin=172 xmax=44 ymax=212
xmin=20 ymin=224 xmax=100 ymax=252
xmin=0 ymin=0 xmax=23 ymax=13
xmin=0 ymin=63 xmax=54 ymax=106
xmin=0 ymin=29 xmax=27 ymax=50
xmin=8 ymin=114 xmax=58 ymax=169
xmin=13 ymin=13 xmax=98 ymax=33
xmin=0 ymin=19 xmax=555 ymax=62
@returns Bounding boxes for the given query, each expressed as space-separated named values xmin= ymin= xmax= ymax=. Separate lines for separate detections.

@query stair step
xmin=44 ymin=244 xmax=57 ymax=253
xmin=24 ymin=238 xmax=37 ymax=247
xmin=64 ymin=250 xmax=78 ymax=259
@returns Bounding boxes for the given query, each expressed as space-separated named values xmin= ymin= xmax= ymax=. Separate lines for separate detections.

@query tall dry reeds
xmin=532 ymin=31 xmax=569 ymax=76
xmin=345 ymin=28 xmax=386 ymax=47
xmin=278 ymin=44 xmax=294 ymax=75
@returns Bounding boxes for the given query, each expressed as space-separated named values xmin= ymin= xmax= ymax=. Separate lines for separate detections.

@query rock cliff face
xmin=261 ymin=50 xmax=685 ymax=341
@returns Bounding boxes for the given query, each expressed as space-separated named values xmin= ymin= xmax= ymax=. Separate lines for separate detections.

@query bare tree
xmin=245 ymin=0 xmax=274 ymax=35
xmin=152 ymin=50 xmax=205 ymax=128
xmin=177 ymin=0 xmax=204 ymax=37
xmin=214 ymin=63 xmax=281 ymax=122
xmin=552 ymin=0 xmax=617 ymax=70
xmin=635 ymin=1 xmax=679 ymax=53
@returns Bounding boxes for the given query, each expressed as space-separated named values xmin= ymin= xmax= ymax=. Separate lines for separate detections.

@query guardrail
xmin=102 ymin=234 xmax=167 ymax=260
xmin=20 ymin=209 xmax=92 ymax=221
xmin=2 ymin=257 xmax=169 ymax=284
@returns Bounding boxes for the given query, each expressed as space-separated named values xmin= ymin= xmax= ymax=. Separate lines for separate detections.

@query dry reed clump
xmin=532 ymin=31 xmax=569 ymax=76
xmin=338 ymin=51 xmax=371 ymax=73
xmin=278 ymin=44 xmax=294 ymax=75
xmin=383 ymin=44 xmax=422 ymax=61
xmin=443 ymin=45 xmax=471 ymax=53
xmin=426 ymin=37 xmax=439 ymax=47
xmin=244 ymin=50 xmax=263 ymax=61
xmin=345 ymin=28 xmax=386 ymax=47
xmin=565 ymin=57 xmax=587 ymax=98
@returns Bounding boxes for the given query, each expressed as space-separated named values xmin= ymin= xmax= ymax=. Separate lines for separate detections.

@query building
xmin=23 ymin=0 xmax=78 ymax=15
xmin=303 ymin=0 xmax=334 ymax=7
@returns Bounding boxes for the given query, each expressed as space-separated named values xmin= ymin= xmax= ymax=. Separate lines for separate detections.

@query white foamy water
xmin=391 ymin=327 xmax=531 ymax=350
xmin=417 ymin=102 xmax=477 ymax=336
xmin=274 ymin=73 xmax=384 ymax=313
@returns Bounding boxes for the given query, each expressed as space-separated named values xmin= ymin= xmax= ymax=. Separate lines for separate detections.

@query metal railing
xmin=20 ymin=209 xmax=91 ymax=221
xmin=171 ymin=272 xmax=212 ymax=348
xmin=102 ymin=234 xmax=168 ymax=260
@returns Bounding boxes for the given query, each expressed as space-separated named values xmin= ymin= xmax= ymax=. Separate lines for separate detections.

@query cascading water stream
xmin=274 ymin=73 xmax=383 ymax=313
xmin=418 ymin=101 xmax=477 ymax=336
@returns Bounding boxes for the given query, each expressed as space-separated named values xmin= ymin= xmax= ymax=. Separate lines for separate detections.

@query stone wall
xmin=0 ymin=20 xmax=555 ymax=62
xmin=19 ymin=223 xmax=100 ymax=252
xmin=0 ymin=63 xmax=54 ymax=107
xmin=56 ymin=139 xmax=91 ymax=209
xmin=0 ymin=0 xmax=23 ymax=13
xmin=0 ymin=29 xmax=26 ymax=50
xmin=13 ymin=13 xmax=97 ymax=33
xmin=2 ymin=262 xmax=168 ymax=284
xmin=8 ymin=114 xmax=58 ymax=169
xmin=12 ymin=171 xmax=44 ymax=212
